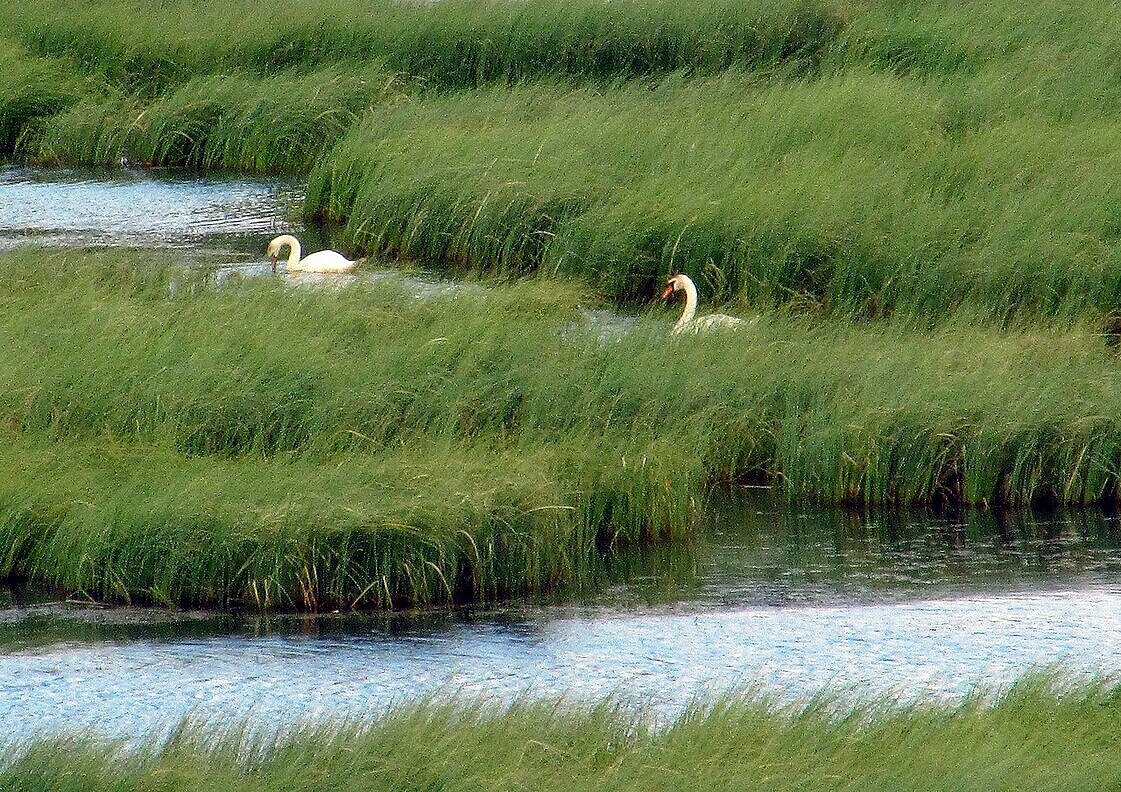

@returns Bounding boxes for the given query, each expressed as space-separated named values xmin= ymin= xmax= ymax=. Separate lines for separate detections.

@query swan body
xmin=267 ymin=234 xmax=358 ymax=273
xmin=661 ymin=273 xmax=744 ymax=335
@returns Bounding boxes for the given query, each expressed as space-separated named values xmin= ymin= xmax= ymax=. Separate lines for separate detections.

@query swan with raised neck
xmin=267 ymin=234 xmax=358 ymax=274
xmin=661 ymin=273 xmax=744 ymax=335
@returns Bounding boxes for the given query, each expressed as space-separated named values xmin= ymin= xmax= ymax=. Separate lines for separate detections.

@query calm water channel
xmin=5 ymin=504 xmax=1121 ymax=742
xmin=4 ymin=167 xmax=1121 ymax=743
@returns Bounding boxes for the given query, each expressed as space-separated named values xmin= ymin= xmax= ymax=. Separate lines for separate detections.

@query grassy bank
xmin=3 ymin=0 xmax=841 ymax=90
xmin=7 ymin=248 xmax=1121 ymax=513
xmin=6 ymin=677 xmax=1120 ymax=791
xmin=308 ymin=70 xmax=1121 ymax=318
xmin=0 ymin=432 xmax=692 ymax=610
xmin=31 ymin=66 xmax=412 ymax=173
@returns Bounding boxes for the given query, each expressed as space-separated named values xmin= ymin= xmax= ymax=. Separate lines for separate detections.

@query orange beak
xmin=661 ymin=284 xmax=675 ymax=299
xmin=270 ymin=255 xmax=278 ymax=273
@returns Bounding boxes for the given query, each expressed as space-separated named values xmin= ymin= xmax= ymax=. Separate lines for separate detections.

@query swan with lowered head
xmin=267 ymin=234 xmax=358 ymax=273
xmin=661 ymin=273 xmax=744 ymax=335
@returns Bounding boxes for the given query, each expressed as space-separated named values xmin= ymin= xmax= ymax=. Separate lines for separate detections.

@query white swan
xmin=661 ymin=273 xmax=744 ymax=335
xmin=267 ymin=234 xmax=358 ymax=273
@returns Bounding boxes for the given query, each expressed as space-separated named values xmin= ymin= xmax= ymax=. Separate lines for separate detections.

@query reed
xmin=4 ymin=676 xmax=1120 ymax=791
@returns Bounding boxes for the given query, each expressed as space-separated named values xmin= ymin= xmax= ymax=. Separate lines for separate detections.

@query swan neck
xmin=285 ymin=236 xmax=302 ymax=268
xmin=674 ymin=278 xmax=698 ymax=331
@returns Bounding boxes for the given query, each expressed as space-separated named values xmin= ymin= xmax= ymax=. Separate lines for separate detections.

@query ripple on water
xmin=3 ymin=587 xmax=1121 ymax=741
xmin=7 ymin=502 xmax=1121 ymax=743
xmin=0 ymin=165 xmax=304 ymax=254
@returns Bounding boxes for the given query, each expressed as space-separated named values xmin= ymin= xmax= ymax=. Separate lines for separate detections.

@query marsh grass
xmin=5 ymin=247 xmax=1121 ymax=606
xmin=0 ymin=43 xmax=98 ymax=151
xmin=6 ymin=249 xmax=1121 ymax=515
xmin=308 ymin=70 xmax=1121 ymax=320
xmin=5 ymin=676 xmax=1121 ymax=791
xmin=0 ymin=431 xmax=695 ymax=610
xmin=32 ymin=66 xmax=413 ymax=172
xmin=6 ymin=0 xmax=843 ymax=90
xmin=7 ymin=0 xmax=1121 ymax=321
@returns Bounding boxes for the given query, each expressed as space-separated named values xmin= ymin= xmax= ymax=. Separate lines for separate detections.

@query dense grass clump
xmin=0 ymin=43 xmax=98 ymax=151
xmin=5 ymin=0 xmax=844 ymax=90
xmin=32 ymin=66 xmax=411 ymax=172
xmin=308 ymin=71 xmax=1121 ymax=319
xmin=0 ymin=432 xmax=692 ymax=610
xmin=7 ymin=249 xmax=1121 ymax=514
xmin=6 ymin=677 xmax=1121 ymax=791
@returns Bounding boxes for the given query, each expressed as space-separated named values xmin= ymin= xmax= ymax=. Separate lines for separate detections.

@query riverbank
xmin=4 ymin=676 xmax=1115 ymax=791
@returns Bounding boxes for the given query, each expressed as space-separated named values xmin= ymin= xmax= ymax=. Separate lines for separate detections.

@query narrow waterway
xmin=4 ymin=505 xmax=1121 ymax=741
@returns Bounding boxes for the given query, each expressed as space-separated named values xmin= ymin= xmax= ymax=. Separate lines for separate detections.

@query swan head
xmin=661 ymin=273 xmax=689 ymax=299
xmin=266 ymin=237 xmax=281 ymax=272
xmin=266 ymin=235 xmax=299 ymax=273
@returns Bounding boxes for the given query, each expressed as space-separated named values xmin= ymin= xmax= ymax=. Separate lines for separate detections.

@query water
xmin=5 ymin=505 xmax=1121 ymax=741
xmin=0 ymin=165 xmax=306 ymax=256
xmin=0 ymin=165 xmax=517 ymax=301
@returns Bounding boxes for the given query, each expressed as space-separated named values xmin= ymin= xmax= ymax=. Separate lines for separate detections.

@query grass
xmin=5 ymin=676 xmax=1121 ymax=790
xmin=0 ymin=431 xmax=693 ymax=610
xmin=7 ymin=248 xmax=1121 ymax=512
xmin=7 ymin=247 xmax=1121 ymax=605
xmin=31 ymin=66 xmax=413 ymax=173
xmin=4 ymin=0 xmax=842 ymax=91
xmin=0 ymin=42 xmax=97 ymax=151
xmin=5 ymin=1 xmax=1121 ymax=319
xmin=307 ymin=70 xmax=1121 ymax=319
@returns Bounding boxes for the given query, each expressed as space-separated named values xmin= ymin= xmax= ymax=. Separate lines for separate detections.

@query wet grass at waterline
xmin=8 ymin=249 xmax=1121 ymax=511
xmin=0 ymin=432 xmax=694 ymax=610
xmin=6 ymin=677 xmax=1121 ymax=791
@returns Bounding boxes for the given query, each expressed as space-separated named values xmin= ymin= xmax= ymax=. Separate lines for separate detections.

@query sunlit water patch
xmin=0 ymin=165 xmax=497 ymax=299
xmin=0 ymin=165 xmax=305 ymax=255
xmin=4 ymin=506 xmax=1121 ymax=741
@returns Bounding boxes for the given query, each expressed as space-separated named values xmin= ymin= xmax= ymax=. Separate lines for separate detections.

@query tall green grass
xmin=0 ymin=431 xmax=692 ymax=610
xmin=308 ymin=70 xmax=1121 ymax=319
xmin=32 ymin=66 xmax=411 ymax=172
xmin=6 ymin=0 xmax=1121 ymax=322
xmin=6 ymin=249 xmax=1121 ymax=512
xmin=6 ymin=677 xmax=1121 ymax=791
xmin=5 ymin=0 xmax=843 ymax=90
xmin=0 ymin=42 xmax=98 ymax=151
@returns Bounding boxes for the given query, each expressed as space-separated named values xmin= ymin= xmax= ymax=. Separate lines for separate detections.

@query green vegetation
xmin=5 ymin=0 xmax=1121 ymax=607
xmin=7 ymin=677 xmax=1121 ymax=791
xmin=3 ymin=0 xmax=1121 ymax=318
xmin=4 ymin=0 xmax=840 ymax=89
xmin=0 ymin=431 xmax=695 ymax=610
xmin=3 ymin=248 xmax=1121 ymax=607
xmin=309 ymin=71 xmax=1121 ymax=317
xmin=33 ymin=66 xmax=412 ymax=173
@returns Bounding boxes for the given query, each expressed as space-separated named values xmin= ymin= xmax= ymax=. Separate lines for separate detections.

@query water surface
xmin=5 ymin=505 xmax=1121 ymax=741
xmin=0 ymin=165 xmax=306 ymax=255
